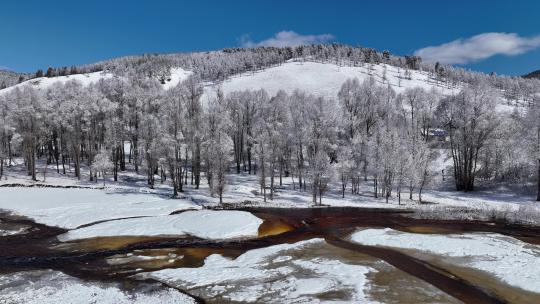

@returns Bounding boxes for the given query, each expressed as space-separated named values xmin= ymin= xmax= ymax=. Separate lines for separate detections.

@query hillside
xmin=0 ymin=67 xmax=191 ymax=95
xmin=0 ymin=46 xmax=538 ymax=206
xmin=524 ymin=69 xmax=540 ymax=79
xmin=0 ymin=70 xmax=32 ymax=89
xmin=1 ymin=59 xmax=528 ymax=118
xmin=1 ymin=45 xmax=539 ymax=114
xmin=202 ymin=60 xmax=457 ymax=104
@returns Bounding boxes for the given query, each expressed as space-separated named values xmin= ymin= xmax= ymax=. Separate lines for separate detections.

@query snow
xmin=58 ymin=210 xmax=263 ymax=241
xmin=202 ymin=61 xmax=457 ymax=104
xmin=0 ymin=270 xmax=195 ymax=304
xmin=162 ymin=67 xmax=193 ymax=90
xmin=421 ymin=188 xmax=538 ymax=210
xmin=0 ymin=66 xmax=191 ymax=96
xmin=185 ymin=172 xmax=408 ymax=210
xmin=0 ymin=226 xmax=28 ymax=236
xmin=351 ymin=228 xmax=540 ymax=293
xmin=142 ymin=239 xmax=377 ymax=303
xmin=0 ymin=71 xmax=113 ymax=95
xmin=0 ymin=188 xmax=199 ymax=229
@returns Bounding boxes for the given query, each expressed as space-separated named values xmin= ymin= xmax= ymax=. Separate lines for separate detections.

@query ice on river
xmin=0 ymin=270 xmax=196 ymax=304
xmin=351 ymin=228 xmax=540 ymax=293
xmin=58 ymin=210 xmax=263 ymax=241
xmin=141 ymin=239 xmax=378 ymax=303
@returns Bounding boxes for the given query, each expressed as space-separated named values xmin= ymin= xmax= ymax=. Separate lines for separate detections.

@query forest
xmin=0 ymin=45 xmax=539 ymax=204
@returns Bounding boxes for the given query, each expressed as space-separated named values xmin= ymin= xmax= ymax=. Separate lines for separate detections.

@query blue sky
xmin=2 ymin=0 xmax=540 ymax=75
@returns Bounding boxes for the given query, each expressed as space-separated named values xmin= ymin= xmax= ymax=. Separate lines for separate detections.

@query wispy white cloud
xmin=240 ymin=30 xmax=334 ymax=48
xmin=414 ymin=32 xmax=540 ymax=65
xmin=0 ymin=65 xmax=11 ymax=71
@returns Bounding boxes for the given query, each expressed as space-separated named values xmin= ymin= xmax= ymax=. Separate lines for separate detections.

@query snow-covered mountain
xmin=0 ymin=58 xmax=526 ymax=115
xmin=1 ymin=46 xmax=536 ymax=116
xmin=1 ymin=60 xmax=457 ymax=106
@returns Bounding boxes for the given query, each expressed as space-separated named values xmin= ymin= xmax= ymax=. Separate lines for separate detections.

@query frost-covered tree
xmin=181 ymin=76 xmax=204 ymax=188
xmin=203 ymin=91 xmax=232 ymax=204
xmin=437 ymin=83 xmax=499 ymax=191
xmin=304 ymin=96 xmax=337 ymax=205
xmin=255 ymin=90 xmax=288 ymax=200
xmin=523 ymin=97 xmax=540 ymax=201
xmin=9 ymin=86 xmax=43 ymax=181
xmin=92 ymin=148 xmax=113 ymax=185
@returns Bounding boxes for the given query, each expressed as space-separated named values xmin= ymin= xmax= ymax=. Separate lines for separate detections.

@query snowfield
xmin=202 ymin=61 xmax=457 ymax=104
xmin=351 ymin=228 xmax=540 ymax=293
xmin=58 ymin=210 xmax=263 ymax=241
xmin=142 ymin=238 xmax=377 ymax=303
xmin=0 ymin=270 xmax=195 ymax=304
xmin=0 ymin=188 xmax=199 ymax=229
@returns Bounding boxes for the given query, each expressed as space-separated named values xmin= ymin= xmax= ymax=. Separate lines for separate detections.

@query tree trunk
xmin=374 ymin=177 xmax=378 ymax=198
xmin=184 ymin=146 xmax=188 ymax=186
xmin=8 ymin=141 xmax=12 ymax=166
xmin=247 ymin=146 xmax=252 ymax=174
xmin=133 ymin=137 xmax=139 ymax=173
xmin=279 ymin=157 xmax=283 ymax=186
xmin=270 ymin=172 xmax=274 ymax=200
xmin=113 ymin=148 xmax=118 ymax=182
xmin=31 ymin=146 xmax=36 ymax=181
xmin=418 ymin=169 xmax=427 ymax=203
xmin=537 ymin=159 xmax=540 ymax=202
xmin=194 ymin=141 xmax=201 ymax=189
xmin=120 ymin=142 xmax=126 ymax=171
xmin=312 ymin=178 xmax=318 ymax=205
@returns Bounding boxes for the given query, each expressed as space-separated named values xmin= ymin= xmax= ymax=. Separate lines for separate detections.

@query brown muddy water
xmin=1 ymin=207 xmax=540 ymax=303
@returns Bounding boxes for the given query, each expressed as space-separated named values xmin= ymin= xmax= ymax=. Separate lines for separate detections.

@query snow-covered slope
xmin=203 ymin=61 xmax=458 ymax=103
xmin=0 ymin=67 xmax=192 ymax=95
xmin=162 ymin=67 xmax=192 ymax=89
xmin=0 ymin=71 xmax=113 ymax=95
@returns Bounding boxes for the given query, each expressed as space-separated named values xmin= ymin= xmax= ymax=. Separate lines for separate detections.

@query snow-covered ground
xmin=421 ymin=188 xmax=538 ymax=210
xmin=351 ymin=228 xmax=540 ymax=293
xmin=202 ymin=61 xmax=458 ymax=104
xmin=59 ymin=210 xmax=263 ymax=241
xmin=187 ymin=172 xmax=412 ymax=209
xmin=0 ymin=270 xmax=195 ymax=304
xmin=0 ymin=187 xmax=199 ymax=229
xmin=1 ymin=155 xmax=537 ymax=225
xmin=141 ymin=238 xmax=378 ymax=303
